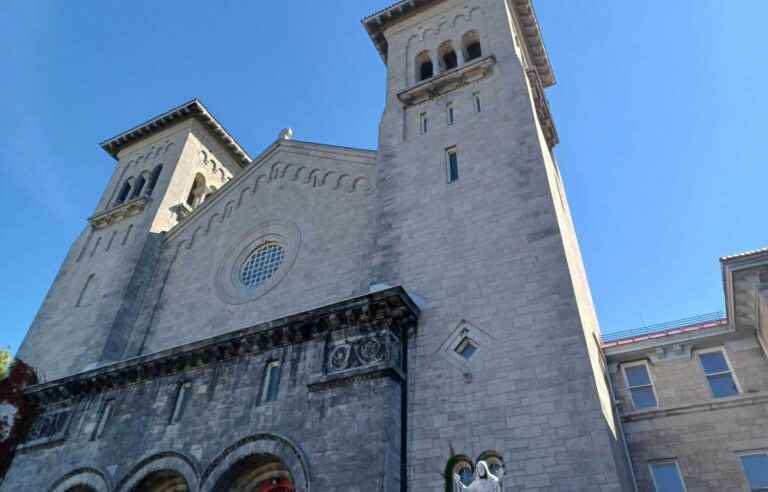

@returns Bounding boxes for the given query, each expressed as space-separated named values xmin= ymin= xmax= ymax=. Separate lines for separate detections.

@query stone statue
xmin=453 ymin=461 xmax=503 ymax=492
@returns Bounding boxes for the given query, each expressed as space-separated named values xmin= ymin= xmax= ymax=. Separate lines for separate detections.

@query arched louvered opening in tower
xmin=416 ymin=50 xmax=434 ymax=81
xmin=186 ymin=173 xmax=208 ymax=209
xmin=438 ymin=40 xmax=458 ymax=71
xmin=462 ymin=30 xmax=482 ymax=62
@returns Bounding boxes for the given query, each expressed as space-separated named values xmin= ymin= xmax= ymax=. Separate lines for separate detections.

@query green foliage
xmin=0 ymin=347 xmax=11 ymax=380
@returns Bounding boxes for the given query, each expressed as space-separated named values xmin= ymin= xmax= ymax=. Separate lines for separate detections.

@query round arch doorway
xmin=133 ymin=470 xmax=190 ymax=492
xmin=213 ymin=454 xmax=294 ymax=492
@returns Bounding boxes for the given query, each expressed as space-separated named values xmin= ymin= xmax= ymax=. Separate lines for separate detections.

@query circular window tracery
xmin=240 ymin=243 xmax=286 ymax=288
xmin=215 ymin=221 xmax=301 ymax=305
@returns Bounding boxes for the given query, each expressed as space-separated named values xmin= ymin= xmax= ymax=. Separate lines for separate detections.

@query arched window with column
xmin=416 ymin=50 xmax=434 ymax=81
xmin=462 ymin=30 xmax=482 ymax=61
xmin=186 ymin=173 xmax=208 ymax=209
xmin=438 ymin=40 xmax=458 ymax=71
xmin=114 ymin=177 xmax=133 ymax=206
xmin=145 ymin=164 xmax=163 ymax=197
xmin=130 ymin=172 xmax=147 ymax=199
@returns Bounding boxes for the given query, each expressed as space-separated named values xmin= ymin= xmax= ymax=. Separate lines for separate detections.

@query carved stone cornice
xmin=362 ymin=0 xmax=556 ymax=88
xmin=100 ymin=99 xmax=251 ymax=168
xmin=25 ymin=287 xmax=420 ymax=406
xmin=397 ymin=55 xmax=496 ymax=106
xmin=88 ymin=196 xmax=150 ymax=229
xmin=525 ymin=68 xmax=558 ymax=148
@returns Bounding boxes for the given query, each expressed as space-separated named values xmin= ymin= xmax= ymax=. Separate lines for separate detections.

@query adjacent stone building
xmin=2 ymin=0 xmax=766 ymax=491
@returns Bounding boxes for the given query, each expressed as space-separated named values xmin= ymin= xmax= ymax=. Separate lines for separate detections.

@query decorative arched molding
xmin=116 ymin=451 xmax=200 ymax=492
xmin=237 ymin=188 xmax=252 ymax=208
xmin=48 ymin=467 xmax=112 ymax=492
xmin=200 ymin=433 xmax=310 ymax=492
xmin=352 ymin=176 xmax=370 ymax=193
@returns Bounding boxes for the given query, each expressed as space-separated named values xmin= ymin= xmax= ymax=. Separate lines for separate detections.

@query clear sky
xmin=1 ymin=1 xmax=766 ymax=355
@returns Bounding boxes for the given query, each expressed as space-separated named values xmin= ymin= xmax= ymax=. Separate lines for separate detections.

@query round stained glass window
xmin=240 ymin=242 xmax=286 ymax=288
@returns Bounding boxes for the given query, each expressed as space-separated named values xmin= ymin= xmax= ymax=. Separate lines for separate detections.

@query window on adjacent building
xmin=698 ymin=349 xmax=739 ymax=398
xmin=623 ymin=362 xmax=657 ymax=410
xmin=261 ymin=360 xmax=282 ymax=403
xmin=446 ymin=102 xmax=455 ymax=126
xmin=446 ymin=147 xmax=459 ymax=183
xmin=473 ymin=92 xmax=482 ymax=114
xmin=420 ymin=112 xmax=428 ymax=134
xmin=739 ymin=452 xmax=768 ymax=490
xmin=650 ymin=461 xmax=687 ymax=492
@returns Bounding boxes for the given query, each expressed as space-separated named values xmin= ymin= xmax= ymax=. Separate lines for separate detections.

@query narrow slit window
xmin=649 ymin=461 xmax=686 ymax=492
xmin=446 ymin=102 xmax=455 ymax=126
xmin=739 ymin=452 xmax=768 ymax=490
xmin=261 ymin=361 xmax=282 ymax=403
xmin=92 ymin=400 xmax=114 ymax=440
xmin=446 ymin=147 xmax=459 ymax=183
xmin=473 ymin=92 xmax=482 ymax=113
xmin=122 ymin=225 xmax=133 ymax=246
xmin=169 ymin=382 xmax=190 ymax=424
xmin=623 ymin=362 xmax=657 ymax=410
xmin=698 ymin=350 xmax=739 ymax=398
xmin=89 ymin=236 xmax=102 ymax=258
xmin=420 ymin=112 xmax=428 ymax=134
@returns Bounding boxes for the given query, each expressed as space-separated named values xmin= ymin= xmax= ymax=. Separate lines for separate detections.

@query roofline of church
xmin=99 ymin=99 xmax=253 ymax=168
xmin=361 ymin=0 xmax=555 ymax=87
xmin=161 ymin=136 xmax=377 ymax=245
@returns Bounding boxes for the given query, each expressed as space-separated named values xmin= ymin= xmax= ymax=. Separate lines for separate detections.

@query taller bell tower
xmin=364 ymin=0 xmax=634 ymax=489
xmin=17 ymin=100 xmax=250 ymax=381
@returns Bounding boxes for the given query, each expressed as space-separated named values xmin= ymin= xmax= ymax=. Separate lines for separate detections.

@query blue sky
xmin=1 ymin=1 xmax=766 ymax=354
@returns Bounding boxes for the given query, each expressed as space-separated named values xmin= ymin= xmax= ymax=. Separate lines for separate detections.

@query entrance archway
xmin=132 ymin=470 xmax=189 ymax=492
xmin=213 ymin=454 xmax=294 ymax=492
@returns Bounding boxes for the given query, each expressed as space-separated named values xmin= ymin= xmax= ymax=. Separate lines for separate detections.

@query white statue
xmin=454 ymin=461 xmax=503 ymax=492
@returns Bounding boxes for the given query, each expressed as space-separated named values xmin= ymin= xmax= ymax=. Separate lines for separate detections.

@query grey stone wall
xmin=3 ymin=290 xmax=416 ymax=492
xmin=372 ymin=0 xmax=632 ymax=489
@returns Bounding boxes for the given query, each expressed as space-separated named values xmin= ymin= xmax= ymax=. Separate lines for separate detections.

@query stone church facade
xmin=3 ymin=0 xmax=767 ymax=491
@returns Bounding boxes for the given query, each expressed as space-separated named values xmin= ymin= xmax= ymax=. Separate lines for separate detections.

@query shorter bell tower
xmin=17 ymin=100 xmax=251 ymax=380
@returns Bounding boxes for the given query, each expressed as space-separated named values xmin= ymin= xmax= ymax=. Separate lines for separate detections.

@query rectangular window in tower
xmin=698 ymin=349 xmax=739 ymax=398
xmin=649 ymin=461 xmax=687 ymax=492
xmin=473 ymin=92 xmax=482 ymax=113
xmin=622 ymin=362 xmax=657 ymax=410
xmin=446 ymin=102 xmax=454 ymax=126
xmin=420 ymin=112 xmax=428 ymax=134
xmin=92 ymin=400 xmax=114 ymax=440
xmin=169 ymin=381 xmax=191 ymax=424
xmin=261 ymin=360 xmax=281 ymax=403
xmin=446 ymin=147 xmax=459 ymax=183
xmin=739 ymin=452 xmax=768 ymax=490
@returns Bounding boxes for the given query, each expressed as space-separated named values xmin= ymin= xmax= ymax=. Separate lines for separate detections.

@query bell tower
xmin=16 ymin=100 xmax=250 ymax=381
xmin=364 ymin=0 xmax=634 ymax=489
